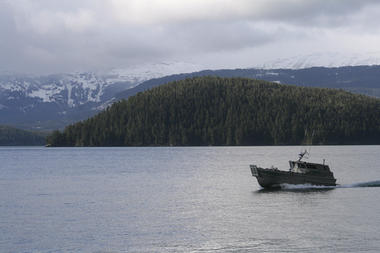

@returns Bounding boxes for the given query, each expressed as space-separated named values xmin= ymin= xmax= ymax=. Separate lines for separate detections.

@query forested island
xmin=47 ymin=77 xmax=380 ymax=146
xmin=0 ymin=125 xmax=46 ymax=146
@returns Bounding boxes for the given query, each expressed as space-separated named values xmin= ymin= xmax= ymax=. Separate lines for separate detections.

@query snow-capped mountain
xmin=0 ymin=72 xmax=123 ymax=130
xmin=0 ymin=62 xmax=205 ymax=130
xmin=1 ymin=73 xmax=108 ymax=108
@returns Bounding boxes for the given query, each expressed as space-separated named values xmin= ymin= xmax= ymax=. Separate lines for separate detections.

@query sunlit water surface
xmin=1 ymin=146 xmax=380 ymax=252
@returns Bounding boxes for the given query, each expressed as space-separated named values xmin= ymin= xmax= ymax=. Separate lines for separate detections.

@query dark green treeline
xmin=47 ymin=77 xmax=380 ymax=146
xmin=0 ymin=125 xmax=46 ymax=146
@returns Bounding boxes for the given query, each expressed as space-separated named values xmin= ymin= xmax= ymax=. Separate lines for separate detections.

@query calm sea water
xmin=1 ymin=146 xmax=380 ymax=252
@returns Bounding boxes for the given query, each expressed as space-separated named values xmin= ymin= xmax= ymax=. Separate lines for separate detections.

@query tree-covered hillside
xmin=0 ymin=125 xmax=46 ymax=146
xmin=47 ymin=77 xmax=380 ymax=146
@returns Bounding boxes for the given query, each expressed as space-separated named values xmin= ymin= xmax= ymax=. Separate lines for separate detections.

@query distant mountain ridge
xmin=1 ymin=64 xmax=380 ymax=131
xmin=116 ymin=65 xmax=380 ymax=101
xmin=258 ymin=52 xmax=380 ymax=69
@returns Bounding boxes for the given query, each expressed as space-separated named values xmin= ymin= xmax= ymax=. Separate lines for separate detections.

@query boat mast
xmin=298 ymin=150 xmax=309 ymax=161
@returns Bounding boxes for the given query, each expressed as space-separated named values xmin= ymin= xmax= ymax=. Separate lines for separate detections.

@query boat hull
xmin=250 ymin=165 xmax=337 ymax=188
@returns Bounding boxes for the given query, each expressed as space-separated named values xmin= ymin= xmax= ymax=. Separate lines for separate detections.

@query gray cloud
xmin=1 ymin=0 xmax=380 ymax=74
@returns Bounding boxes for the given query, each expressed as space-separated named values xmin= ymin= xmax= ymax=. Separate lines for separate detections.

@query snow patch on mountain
xmin=105 ymin=61 xmax=205 ymax=83
xmin=259 ymin=51 xmax=380 ymax=69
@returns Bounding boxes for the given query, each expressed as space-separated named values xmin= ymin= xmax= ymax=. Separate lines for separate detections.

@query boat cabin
xmin=289 ymin=161 xmax=331 ymax=174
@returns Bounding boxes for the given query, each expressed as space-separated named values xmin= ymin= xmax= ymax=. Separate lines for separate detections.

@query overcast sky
xmin=2 ymin=0 xmax=380 ymax=74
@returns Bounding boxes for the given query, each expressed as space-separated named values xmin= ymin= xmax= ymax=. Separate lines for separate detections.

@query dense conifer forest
xmin=0 ymin=125 xmax=46 ymax=146
xmin=47 ymin=77 xmax=380 ymax=146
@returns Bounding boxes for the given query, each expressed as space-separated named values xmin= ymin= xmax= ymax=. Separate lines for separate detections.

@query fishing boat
xmin=250 ymin=151 xmax=337 ymax=188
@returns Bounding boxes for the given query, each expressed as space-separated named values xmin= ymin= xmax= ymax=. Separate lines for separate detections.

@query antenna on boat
xmin=298 ymin=150 xmax=309 ymax=161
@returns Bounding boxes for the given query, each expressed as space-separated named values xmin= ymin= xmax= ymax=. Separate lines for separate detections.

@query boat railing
xmin=250 ymin=165 xmax=259 ymax=176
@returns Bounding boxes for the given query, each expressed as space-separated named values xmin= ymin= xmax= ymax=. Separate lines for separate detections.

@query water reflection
xmin=254 ymin=187 xmax=335 ymax=194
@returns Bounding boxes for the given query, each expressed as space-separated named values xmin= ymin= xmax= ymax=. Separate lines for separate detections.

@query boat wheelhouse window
xmin=298 ymin=163 xmax=306 ymax=168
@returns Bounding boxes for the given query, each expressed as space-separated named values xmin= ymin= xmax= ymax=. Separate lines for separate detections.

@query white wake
xmin=279 ymin=180 xmax=380 ymax=190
